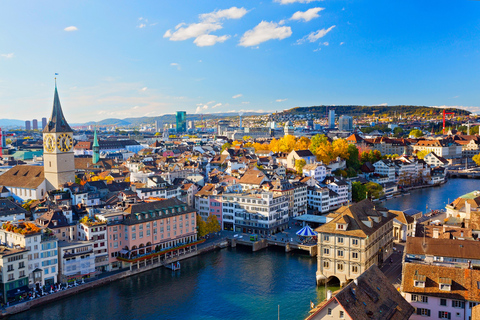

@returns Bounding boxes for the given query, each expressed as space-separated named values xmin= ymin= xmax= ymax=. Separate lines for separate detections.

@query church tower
xmin=43 ymin=82 xmax=75 ymax=190
xmin=92 ymin=128 xmax=100 ymax=164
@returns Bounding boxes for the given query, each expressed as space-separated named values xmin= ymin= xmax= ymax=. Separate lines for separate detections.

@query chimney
xmin=433 ymin=228 xmax=439 ymax=239
xmin=466 ymin=202 xmax=471 ymax=220
xmin=326 ymin=290 xmax=332 ymax=300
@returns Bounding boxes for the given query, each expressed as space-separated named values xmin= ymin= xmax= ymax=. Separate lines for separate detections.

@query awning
xmin=296 ymin=225 xmax=318 ymax=237
xmin=7 ymin=285 xmax=29 ymax=298
xmin=119 ymin=249 xmax=129 ymax=254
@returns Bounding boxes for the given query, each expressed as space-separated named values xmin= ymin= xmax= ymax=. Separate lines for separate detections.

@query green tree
xmin=345 ymin=167 xmax=357 ymax=178
xmin=22 ymin=199 xmax=35 ymax=211
xmin=360 ymin=151 xmax=370 ymax=163
xmin=333 ymin=169 xmax=347 ymax=177
xmin=352 ymin=182 xmax=367 ymax=202
xmin=365 ymin=182 xmax=384 ymax=199
xmin=346 ymin=144 xmax=360 ymax=170
xmin=393 ymin=127 xmax=404 ymax=137
xmin=295 ymin=159 xmax=307 ymax=175
xmin=5 ymin=138 xmax=12 ymax=145
xmin=309 ymin=134 xmax=329 ymax=155
xmin=221 ymin=142 xmax=231 ymax=153
xmin=409 ymin=129 xmax=424 ymax=138
xmin=196 ymin=214 xmax=207 ymax=238
xmin=206 ymin=215 xmax=221 ymax=234
xmin=473 ymin=154 xmax=480 ymax=166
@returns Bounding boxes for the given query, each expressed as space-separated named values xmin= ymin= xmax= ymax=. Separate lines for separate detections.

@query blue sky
xmin=1 ymin=0 xmax=480 ymax=123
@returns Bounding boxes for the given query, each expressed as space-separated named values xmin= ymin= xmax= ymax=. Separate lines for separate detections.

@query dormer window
xmin=414 ymin=274 xmax=426 ymax=288
xmin=439 ymin=278 xmax=451 ymax=291
xmin=336 ymin=224 xmax=346 ymax=230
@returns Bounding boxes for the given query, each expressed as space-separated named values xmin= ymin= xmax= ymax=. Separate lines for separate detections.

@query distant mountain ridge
xmin=279 ymin=105 xmax=470 ymax=117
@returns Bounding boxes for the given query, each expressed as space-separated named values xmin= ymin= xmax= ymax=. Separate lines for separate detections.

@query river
xmin=11 ymin=179 xmax=478 ymax=320
xmin=379 ymin=178 xmax=479 ymax=213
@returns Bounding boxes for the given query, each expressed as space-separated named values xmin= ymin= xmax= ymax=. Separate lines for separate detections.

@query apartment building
xmin=78 ymin=220 xmax=108 ymax=273
xmin=0 ymin=246 xmax=29 ymax=304
xmin=57 ymin=241 xmax=96 ymax=283
xmin=315 ymin=199 xmax=395 ymax=286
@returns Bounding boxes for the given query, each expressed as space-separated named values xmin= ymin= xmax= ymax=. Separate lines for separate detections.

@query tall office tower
xmin=25 ymin=120 xmax=31 ymax=131
xmin=306 ymin=119 xmax=314 ymax=130
xmin=188 ymin=120 xmax=194 ymax=130
xmin=176 ymin=111 xmax=187 ymax=133
xmin=42 ymin=117 xmax=47 ymax=130
xmin=338 ymin=115 xmax=353 ymax=131
xmin=217 ymin=120 xmax=230 ymax=135
xmin=328 ymin=109 xmax=335 ymax=129
xmin=32 ymin=119 xmax=38 ymax=130
xmin=155 ymin=120 xmax=159 ymax=132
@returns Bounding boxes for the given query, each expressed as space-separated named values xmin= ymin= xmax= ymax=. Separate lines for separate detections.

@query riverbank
xmin=0 ymin=238 xmax=229 ymax=318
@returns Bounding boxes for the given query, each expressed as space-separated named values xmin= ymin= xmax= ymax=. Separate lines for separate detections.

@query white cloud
xmin=164 ymin=7 xmax=248 ymax=47
xmin=139 ymin=17 xmax=143 ymax=21
xmin=274 ymin=0 xmax=321 ymax=4
xmin=64 ymin=26 xmax=78 ymax=32
xmin=200 ymin=7 xmax=248 ymax=23
xmin=165 ymin=22 xmax=222 ymax=41
xmin=211 ymin=103 xmax=222 ymax=108
xmin=138 ymin=23 xmax=146 ymax=28
xmin=0 ymin=53 xmax=14 ymax=59
xmin=194 ymin=34 xmax=230 ymax=47
xmin=290 ymin=7 xmax=324 ymax=22
xmin=378 ymin=103 xmax=388 ymax=106
xmin=241 ymin=101 xmax=250 ymax=104
xmin=170 ymin=63 xmax=180 ymax=70
xmin=232 ymin=94 xmax=243 ymax=99
xmin=323 ymin=42 xmax=329 ymax=46
xmin=239 ymin=21 xmax=292 ymax=47
xmin=141 ymin=87 xmax=148 ymax=91
xmin=276 ymin=98 xmax=287 ymax=102
xmin=340 ymin=42 xmax=344 ymax=45
xmin=297 ymin=25 xmax=335 ymax=44
xmin=195 ymin=104 xmax=210 ymax=113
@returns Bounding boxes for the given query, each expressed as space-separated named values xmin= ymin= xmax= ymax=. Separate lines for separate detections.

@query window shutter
xmin=427 ymin=309 xmax=431 ymax=317
xmin=417 ymin=308 xmax=421 ymax=315
xmin=448 ymin=313 xmax=451 ymax=320
xmin=438 ymin=311 xmax=442 ymax=318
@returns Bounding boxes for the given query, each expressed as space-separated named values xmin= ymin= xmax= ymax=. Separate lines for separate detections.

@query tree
xmin=232 ymin=140 xmax=242 ymax=147
xmin=309 ymin=134 xmax=329 ymax=155
xmin=352 ymin=182 xmax=367 ymax=202
xmin=332 ymin=139 xmax=350 ymax=160
xmin=295 ymin=159 xmax=307 ymax=175
xmin=279 ymin=135 xmax=296 ymax=153
xmin=416 ymin=150 xmax=429 ymax=159
xmin=221 ymin=142 xmax=231 ymax=153
xmin=365 ymin=182 xmax=384 ymax=199
xmin=346 ymin=144 xmax=361 ymax=170
xmin=269 ymin=138 xmax=280 ymax=153
xmin=196 ymin=214 xmax=207 ymax=238
xmin=473 ymin=154 xmax=480 ymax=166
xmin=409 ymin=129 xmax=424 ymax=138
xmin=294 ymin=136 xmax=311 ymax=151
xmin=243 ymin=136 xmax=252 ymax=141
xmin=315 ymin=141 xmax=334 ymax=164
xmin=360 ymin=151 xmax=370 ymax=163
xmin=206 ymin=215 xmax=221 ymax=234
xmin=22 ymin=199 xmax=35 ymax=212
xmin=5 ymin=138 xmax=12 ymax=145
xmin=154 ymin=132 xmax=161 ymax=136
xmin=393 ymin=127 xmax=404 ymax=137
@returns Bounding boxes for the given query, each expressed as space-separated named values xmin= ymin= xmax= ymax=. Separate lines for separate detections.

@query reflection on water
xmin=11 ymin=247 xmax=337 ymax=320
xmin=380 ymin=179 xmax=479 ymax=213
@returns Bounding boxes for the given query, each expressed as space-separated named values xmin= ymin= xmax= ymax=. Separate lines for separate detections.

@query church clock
xmin=56 ymin=133 xmax=73 ymax=152
xmin=43 ymin=134 xmax=55 ymax=152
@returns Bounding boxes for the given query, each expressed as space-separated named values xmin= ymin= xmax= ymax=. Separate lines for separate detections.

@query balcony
xmin=117 ymin=239 xmax=205 ymax=263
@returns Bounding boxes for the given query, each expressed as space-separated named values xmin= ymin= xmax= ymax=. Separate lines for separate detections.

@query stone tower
xmin=43 ymin=82 xmax=75 ymax=190
xmin=92 ymin=128 xmax=100 ymax=164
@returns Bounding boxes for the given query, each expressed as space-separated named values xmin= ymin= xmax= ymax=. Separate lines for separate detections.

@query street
xmin=380 ymin=243 xmax=404 ymax=288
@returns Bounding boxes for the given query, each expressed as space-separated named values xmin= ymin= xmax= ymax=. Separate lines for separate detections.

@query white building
xmin=57 ymin=241 xmax=96 ymax=283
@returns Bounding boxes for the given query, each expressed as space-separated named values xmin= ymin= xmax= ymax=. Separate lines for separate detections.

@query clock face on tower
xmin=57 ymin=133 xmax=73 ymax=152
xmin=43 ymin=134 xmax=55 ymax=152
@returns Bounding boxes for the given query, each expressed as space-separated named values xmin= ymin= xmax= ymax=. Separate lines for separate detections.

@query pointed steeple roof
xmin=93 ymin=128 xmax=99 ymax=147
xmin=43 ymin=82 xmax=72 ymax=133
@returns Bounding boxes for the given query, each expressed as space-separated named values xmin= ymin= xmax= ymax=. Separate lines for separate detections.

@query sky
xmin=1 ymin=0 xmax=480 ymax=123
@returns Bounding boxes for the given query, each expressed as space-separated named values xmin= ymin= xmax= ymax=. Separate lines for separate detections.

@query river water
xmin=11 ymin=179 xmax=478 ymax=320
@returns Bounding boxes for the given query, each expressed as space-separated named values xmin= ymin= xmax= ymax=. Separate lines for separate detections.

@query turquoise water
xmin=12 ymin=178 xmax=477 ymax=320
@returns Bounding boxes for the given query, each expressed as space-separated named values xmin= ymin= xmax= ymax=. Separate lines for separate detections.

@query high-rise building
xmin=42 ymin=117 xmax=47 ymax=130
xmin=155 ymin=120 xmax=160 ymax=132
xmin=25 ymin=120 xmax=31 ymax=131
xmin=32 ymin=119 xmax=38 ymax=130
xmin=217 ymin=120 xmax=230 ymax=135
xmin=306 ymin=119 xmax=314 ymax=130
xmin=328 ymin=109 xmax=335 ymax=129
xmin=188 ymin=120 xmax=194 ymax=130
xmin=338 ymin=115 xmax=353 ymax=131
xmin=176 ymin=111 xmax=187 ymax=133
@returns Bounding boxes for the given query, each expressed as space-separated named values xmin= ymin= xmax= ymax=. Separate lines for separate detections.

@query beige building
xmin=0 ymin=246 xmax=29 ymax=304
xmin=315 ymin=199 xmax=395 ymax=286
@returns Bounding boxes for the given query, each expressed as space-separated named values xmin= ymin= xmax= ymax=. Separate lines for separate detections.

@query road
xmin=380 ymin=243 xmax=404 ymax=288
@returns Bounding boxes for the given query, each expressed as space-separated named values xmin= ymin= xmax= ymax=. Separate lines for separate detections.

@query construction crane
xmin=443 ymin=109 xmax=454 ymax=135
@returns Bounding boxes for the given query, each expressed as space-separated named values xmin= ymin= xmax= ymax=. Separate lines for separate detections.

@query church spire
xmin=43 ymin=82 xmax=73 ymax=133
xmin=92 ymin=127 xmax=100 ymax=164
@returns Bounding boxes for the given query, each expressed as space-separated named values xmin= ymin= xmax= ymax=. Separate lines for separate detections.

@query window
xmin=452 ymin=301 xmax=464 ymax=309
xmin=324 ymin=248 xmax=329 ymax=255
xmin=327 ymin=308 xmax=332 ymax=315
xmin=324 ymin=235 xmax=329 ymax=242
xmin=440 ymin=299 xmax=447 ymax=306
xmin=416 ymin=308 xmax=431 ymax=317
xmin=337 ymin=263 xmax=343 ymax=271
xmin=352 ymin=252 xmax=358 ymax=259
xmin=339 ymin=310 xmax=344 ymax=318
xmin=414 ymin=280 xmax=425 ymax=288
xmin=352 ymin=266 xmax=358 ymax=273
xmin=352 ymin=239 xmax=358 ymax=245
xmin=337 ymin=250 xmax=344 ymax=257
xmin=132 ymin=233 xmax=136 ymax=240
xmin=338 ymin=237 xmax=344 ymax=244
xmin=438 ymin=311 xmax=451 ymax=319
xmin=411 ymin=295 xmax=428 ymax=303
xmin=324 ymin=261 xmax=329 ymax=268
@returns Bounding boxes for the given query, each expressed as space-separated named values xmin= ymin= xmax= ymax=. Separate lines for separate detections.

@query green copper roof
xmin=43 ymin=83 xmax=73 ymax=133
xmin=93 ymin=128 xmax=99 ymax=147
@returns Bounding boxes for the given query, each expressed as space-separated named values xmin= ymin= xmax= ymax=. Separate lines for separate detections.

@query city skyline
xmin=1 ymin=0 xmax=480 ymax=123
